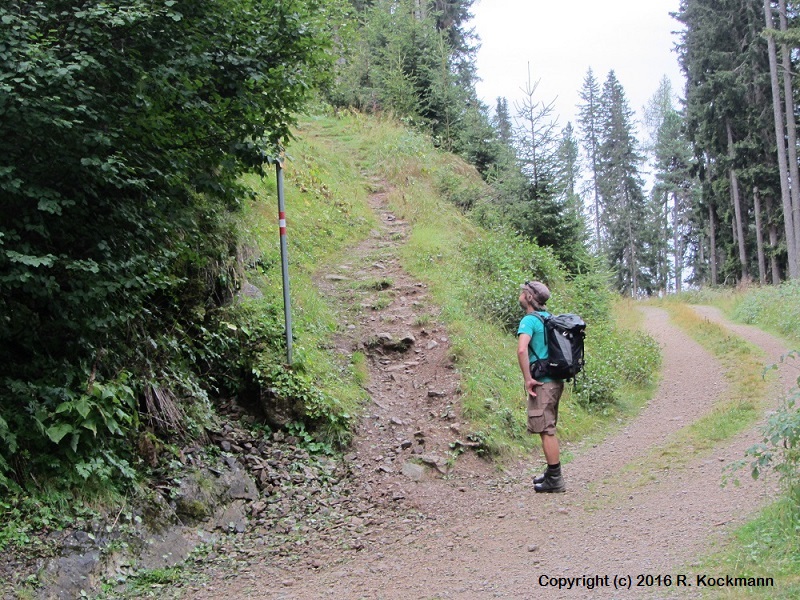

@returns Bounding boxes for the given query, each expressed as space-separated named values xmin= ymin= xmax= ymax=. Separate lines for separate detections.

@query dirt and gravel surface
xmin=185 ymin=187 xmax=796 ymax=600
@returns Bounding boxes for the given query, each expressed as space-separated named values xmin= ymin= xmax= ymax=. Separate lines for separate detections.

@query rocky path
xmin=186 ymin=189 xmax=796 ymax=600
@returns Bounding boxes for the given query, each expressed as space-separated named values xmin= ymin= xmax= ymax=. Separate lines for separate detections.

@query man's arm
xmin=517 ymin=333 xmax=540 ymax=397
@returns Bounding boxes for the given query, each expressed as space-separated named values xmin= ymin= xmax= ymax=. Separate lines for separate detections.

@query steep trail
xmin=187 ymin=188 xmax=795 ymax=599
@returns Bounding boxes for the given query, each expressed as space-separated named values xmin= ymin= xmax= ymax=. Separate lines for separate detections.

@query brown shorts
xmin=527 ymin=381 xmax=565 ymax=435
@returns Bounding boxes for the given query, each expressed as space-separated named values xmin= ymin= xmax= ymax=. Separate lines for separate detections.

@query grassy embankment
xmin=279 ymin=110 xmax=659 ymax=462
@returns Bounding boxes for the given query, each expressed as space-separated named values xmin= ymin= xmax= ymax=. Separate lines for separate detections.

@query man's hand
xmin=526 ymin=378 xmax=542 ymax=397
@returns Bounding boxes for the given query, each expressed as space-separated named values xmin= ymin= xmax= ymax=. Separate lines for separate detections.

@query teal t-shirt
xmin=517 ymin=311 xmax=553 ymax=383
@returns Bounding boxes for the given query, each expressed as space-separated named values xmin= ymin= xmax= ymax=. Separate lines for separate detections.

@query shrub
xmin=732 ymin=281 xmax=800 ymax=344
xmin=461 ymin=227 xmax=562 ymax=332
xmin=742 ymin=352 xmax=800 ymax=504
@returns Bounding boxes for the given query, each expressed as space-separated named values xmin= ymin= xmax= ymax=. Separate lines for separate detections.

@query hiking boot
xmin=534 ymin=472 xmax=565 ymax=493
xmin=533 ymin=472 xmax=546 ymax=485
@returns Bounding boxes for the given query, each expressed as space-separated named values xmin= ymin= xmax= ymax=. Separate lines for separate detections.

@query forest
xmin=1 ymin=0 xmax=800 ymax=594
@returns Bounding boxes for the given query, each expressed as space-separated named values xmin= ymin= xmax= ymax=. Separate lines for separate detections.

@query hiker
xmin=517 ymin=280 xmax=566 ymax=493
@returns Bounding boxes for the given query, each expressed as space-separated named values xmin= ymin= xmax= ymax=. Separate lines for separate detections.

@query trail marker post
xmin=276 ymin=157 xmax=293 ymax=365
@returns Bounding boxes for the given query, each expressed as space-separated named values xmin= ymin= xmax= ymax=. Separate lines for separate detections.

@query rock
xmin=419 ymin=454 xmax=449 ymax=475
xmin=214 ymin=500 xmax=248 ymax=533
xmin=139 ymin=527 xmax=202 ymax=570
xmin=427 ymin=390 xmax=446 ymax=398
xmin=259 ymin=387 xmax=305 ymax=428
xmin=224 ymin=468 xmax=259 ymax=502
xmin=238 ymin=281 xmax=264 ymax=300
xmin=374 ymin=332 xmax=415 ymax=352
xmin=401 ymin=462 xmax=425 ymax=482
xmin=37 ymin=549 xmax=103 ymax=600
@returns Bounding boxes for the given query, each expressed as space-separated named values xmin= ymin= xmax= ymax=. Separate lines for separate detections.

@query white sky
xmin=469 ymin=0 xmax=686 ymax=134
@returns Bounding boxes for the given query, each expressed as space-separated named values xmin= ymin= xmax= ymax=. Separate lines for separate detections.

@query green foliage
xmin=0 ymin=0 xmax=337 ymax=484
xmin=286 ymin=422 xmax=336 ymax=456
xmin=731 ymin=280 xmax=800 ymax=344
xmin=576 ymin=326 xmax=661 ymax=408
xmin=461 ymin=228 xmax=562 ymax=331
xmin=742 ymin=353 xmax=800 ymax=502
xmin=326 ymin=0 xmax=478 ymax=152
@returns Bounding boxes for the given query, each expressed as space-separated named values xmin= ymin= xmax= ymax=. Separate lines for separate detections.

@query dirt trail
xmin=187 ymin=191 xmax=796 ymax=600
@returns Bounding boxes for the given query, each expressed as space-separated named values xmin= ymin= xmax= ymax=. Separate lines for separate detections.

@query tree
xmin=653 ymin=106 xmax=697 ymax=293
xmin=676 ymin=0 xmax=785 ymax=284
xmin=577 ymin=68 xmax=603 ymax=251
xmin=494 ymin=97 xmax=514 ymax=146
xmin=0 ymin=0 xmax=334 ymax=482
xmin=514 ymin=64 xmax=559 ymax=190
xmin=597 ymin=71 xmax=652 ymax=295
xmin=763 ymin=0 xmax=799 ymax=278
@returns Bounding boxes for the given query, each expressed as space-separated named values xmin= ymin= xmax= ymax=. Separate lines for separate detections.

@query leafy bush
xmin=434 ymin=167 xmax=486 ymax=211
xmin=742 ymin=352 xmax=800 ymax=503
xmin=457 ymin=228 xmax=659 ymax=409
xmin=732 ymin=281 xmax=800 ymax=344
xmin=0 ymin=0 xmax=335 ymax=486
xmin=574 ymin=325 xmax=661 ymax=408
xmin=461 ymin=227 xmax=563 ymax=331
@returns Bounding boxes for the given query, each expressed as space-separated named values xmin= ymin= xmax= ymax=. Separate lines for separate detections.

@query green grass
xmin=692 ymin=498 xmax=800 ymax=598
xmin=232 ymin=122 xmax=384 ymax=443
xmin=675 ymin=282 xmax=800 ymax=347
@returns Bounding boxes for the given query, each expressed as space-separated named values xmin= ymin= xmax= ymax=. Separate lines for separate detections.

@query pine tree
xmin=676 ymin=0 xmax=793 ymax=283
xmin=652 ymin=106 xmax=696 ymax=293
xmin=597 ymin=71 xmax=652 ymax=295
xmin=577 ymin=68 xmax=603 ymax=251
xmin=493 ymin=97 xmax=513 ymax=146
xmin=513 ymin=64 xmax=559 ymax=190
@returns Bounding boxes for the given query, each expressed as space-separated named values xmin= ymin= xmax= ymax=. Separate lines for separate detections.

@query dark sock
xmin=546 ymin=462 xmax=561 ymax=474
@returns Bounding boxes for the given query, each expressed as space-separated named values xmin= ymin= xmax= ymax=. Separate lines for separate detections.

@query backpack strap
xmin=528 ymin=312 xmax=547 ymax=361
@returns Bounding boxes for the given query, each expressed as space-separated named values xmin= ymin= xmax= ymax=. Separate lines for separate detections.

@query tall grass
xmin=676 ymin=281 xmax=800 ymax=346
xmin=730 ymin=281 xmax=800 ymax=345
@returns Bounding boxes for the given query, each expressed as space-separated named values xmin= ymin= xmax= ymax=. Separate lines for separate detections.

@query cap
xmin=521 ymin=280 xmax=550 ymax=304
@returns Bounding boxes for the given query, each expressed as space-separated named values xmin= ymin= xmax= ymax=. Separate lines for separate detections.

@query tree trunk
xmin=413 ymin=0 xmax=425 ymax=20
xmin=766 ymin=193 xmax=782 ymax=284
xmin=778 ymin=0 xmax=800 ymax=275
xmin=673 ymin=192 xmax=683 ymax=293
xmin=754 ymin=187 xmax=767 ymax=284
xmin=709 ymin=202 xmax=718 ymax=286
xmin=727 ymin=121 xmax=748 ymax=281
xmin=764 ymin=0 xmax=798 ymax=278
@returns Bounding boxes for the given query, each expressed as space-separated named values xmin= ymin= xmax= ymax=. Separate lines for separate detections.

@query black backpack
xmin=529 ymin=312 xmax=586 ymax=381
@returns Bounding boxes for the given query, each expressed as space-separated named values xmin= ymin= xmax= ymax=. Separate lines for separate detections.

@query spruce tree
xmin=597 ymin=71 xmax=652 ymax=295
xmin=577 ymin=68 xmax=603 ymax=251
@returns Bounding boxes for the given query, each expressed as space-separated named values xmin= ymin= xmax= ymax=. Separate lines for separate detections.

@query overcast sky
xmin=469 ymin=0 xmax=686 ymax=134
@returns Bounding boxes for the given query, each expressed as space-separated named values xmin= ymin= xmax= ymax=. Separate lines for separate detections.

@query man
xmin=516 ymin=280 xmax=566 ymax=493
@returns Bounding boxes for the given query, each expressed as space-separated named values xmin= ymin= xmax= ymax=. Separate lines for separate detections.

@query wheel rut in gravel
xmin=187 ymin=187 xmax=796 ymax=600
